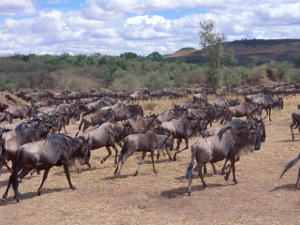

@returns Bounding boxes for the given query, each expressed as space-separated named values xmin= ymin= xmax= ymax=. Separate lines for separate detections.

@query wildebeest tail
xmin=280 ymin=153 xmax=300 ymax=178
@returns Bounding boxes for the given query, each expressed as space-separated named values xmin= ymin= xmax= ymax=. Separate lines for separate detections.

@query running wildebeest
xmin=114 ymin=131 xmax=173 ymax=177
xmin=80 ymin=121 xmax=132 ymax=165
xmin=160 ymin=114 xmax=209 ymax=161
xmin=2 ymin=116 xmax=55 ymax=167
xmin=2 ymin=133 xmax=90 ymax=202
xmin=186 ymin=118 xmax=265 ymax=195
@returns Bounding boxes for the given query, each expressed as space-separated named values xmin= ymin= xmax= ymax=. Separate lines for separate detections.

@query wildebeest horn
xmin=217 ymin=126 xmax=232 ymax=140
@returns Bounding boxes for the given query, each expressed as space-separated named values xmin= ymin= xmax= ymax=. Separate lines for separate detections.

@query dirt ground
xmin=1 ymin=96 xmax=300 ymax=225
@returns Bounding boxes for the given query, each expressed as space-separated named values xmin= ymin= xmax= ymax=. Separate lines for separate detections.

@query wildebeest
xmin=160 ymin=114 xmax=208 ymax=160
xmin=5 ymin=105 xmax=33 ymax=122
xmin=186 ymin=118 xmax=265 ymax=195
xmin=77 ymin=102 xmax=143 ymax=135
xmin=290 ymin=110 xmax=300 ymax=141
xmin=80 ymin=121 xmax=132 ymax=165
xmin=2 ymin=133 xmax=90 ymax=202
xmin=77 ymin=108 xmax=115 ymax=135
xmin=114 ymin=131 xmax=173 ymax=177
xmin=0 ymin=128 xmax=11 ymax=173
xmin=128 ymin=114 xmax=161 ymax=133
xmin=280 ymin=153 xmax=300 ymax=188
xmin=246 ymin=94 xmax=283 ymax=121
xmin=157 ymin=105 xmax=187 ymax=122
xmin=2 ymin=116 xmax=55 ymax=169
xmin=224 ymin=101 xmax=262 ymax=122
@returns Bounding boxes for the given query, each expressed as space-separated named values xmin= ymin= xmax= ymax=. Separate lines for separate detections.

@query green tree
xmin=120 ymin=52 xmax=138 ymax=59
xmin=146 ymin=52 xmax=164 ymax=61
xmin=199 ymin=20 xmax=225 ymax=88
xmin=224 ymin=48 xmax=237 ymax=66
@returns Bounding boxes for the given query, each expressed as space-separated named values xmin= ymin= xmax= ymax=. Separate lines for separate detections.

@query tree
xmin=199 ymin=20 xmax=225 ymax=88
xmin=120 ymin=52 xmax=138 ymax=59
xmin=224 ymin=48 xmax=237 ymax=66
xmin=146 ymin=52 xmax=164 ymax=61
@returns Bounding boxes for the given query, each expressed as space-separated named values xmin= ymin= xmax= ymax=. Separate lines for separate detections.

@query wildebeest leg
xmin=198 ymin=164 xmax=207 ymax=188
xmin=176 ymin=138 xmax=182 ymax=151
xmin=211 ymin=163 xmax=217 ymax=175
xmin=156 ymin=151 xmax=160 ymax=161
xmin=4 ymin=161 xmax=11 ymax=171
xmin=165 ymin=149 xmax=173 ymax=161
xmin=63 ymin=164 xmax=76 ymax=190
xmin=2 ymin=175 xmax=13 ymax=199
xmin=203 ymin=164 xmax=208 ymax=175
xmin=221 ymin=158 xmax=230 ymax=175
xmin=150 ymin=151 xmax=157 ymax=174
xmin=296 ymin=168 xmax=300 ymax=189
xmin=18 ymin=168 xmax=32 ymax=182
xmin=172 ymin=138 xmax=182 ymax=161
xmin=12 ymin=173 xmax=20 ymax=202
xmin=101 ymin=147 xmax=112 ymax=164
xmin=184 ymin=137 xmax=189 ymax=150
xmin=231 ymin=158 xmax=238 ymax=184
xmin=134 ymin=151 xmax=146 ymax=176
xmin=290 ymin=123 xmax=296 ymax=141
xmin=76 ymin=120 xmax=84 ymax=136
xmin=173 ymin=137 xmax=189 ymax=161
xmin=37 ymin=168 xmax=51 ymax=195
xmin=111 ymin=144 xmax=119 ymax=165
xmin=268 ymin=108 xmax=272 ymax=122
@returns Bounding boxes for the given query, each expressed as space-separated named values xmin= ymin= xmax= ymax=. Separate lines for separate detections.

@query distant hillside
xmin=168 ymin=39 xmax=300 ymax=65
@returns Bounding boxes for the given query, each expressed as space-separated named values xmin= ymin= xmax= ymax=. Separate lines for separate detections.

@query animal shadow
xmin=0 ymin=187 xmax=66 ymax=206
xmin=103 ymin=174 xmax=132 ymax=180
xmin=276 ymin=139 xmax=300 ymax=143
xmin=160 ymin=183 xmax=225 ymax=199
xmin=270 ymin=183 xmax=299 ymax=192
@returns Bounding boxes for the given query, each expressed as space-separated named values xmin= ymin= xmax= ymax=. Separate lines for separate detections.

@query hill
xmin=168 ymin=39 xmax=300 ymax=65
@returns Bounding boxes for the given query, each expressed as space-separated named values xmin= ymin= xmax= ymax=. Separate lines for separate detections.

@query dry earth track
xmin=1 ymin=96 xmax=300 ymax=225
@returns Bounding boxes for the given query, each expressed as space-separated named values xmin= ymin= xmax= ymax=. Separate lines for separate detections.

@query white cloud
xmin=0 ymin=0 xmax=35 ymax=15
xmin=1 ymin=0 xmax=300 ymax=55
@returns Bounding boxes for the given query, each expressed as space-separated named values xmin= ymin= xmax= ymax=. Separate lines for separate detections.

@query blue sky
xmin=0 ymin=0 xmax=299 ymax=55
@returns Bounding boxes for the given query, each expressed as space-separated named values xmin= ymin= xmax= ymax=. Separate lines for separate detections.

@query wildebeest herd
xmin=0 ymin=87 xmax=299 ymax=203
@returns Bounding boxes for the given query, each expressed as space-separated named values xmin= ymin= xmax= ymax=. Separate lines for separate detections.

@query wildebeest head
xmin=218 ymin=118 xmax=265 ymax=151
xmin=128 ymin=104 xmax=144 ymax=118
xmin=248 ymin=118 xmax=266 ymax=150
xmin=113 ymin=121 xmax=133 ymax=140
xmin=277 ymin=96 xmax=284 ymax=110
xmin=75 ymin=136 xmax=91 ymax=166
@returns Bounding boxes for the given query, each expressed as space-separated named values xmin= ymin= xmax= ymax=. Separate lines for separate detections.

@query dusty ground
xmin=1 ymin=96 xmax=300 ymax=225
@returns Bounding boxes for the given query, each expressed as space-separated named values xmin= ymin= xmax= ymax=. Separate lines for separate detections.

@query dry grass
xmin=1 ymin=96 xmax=300 ymax=225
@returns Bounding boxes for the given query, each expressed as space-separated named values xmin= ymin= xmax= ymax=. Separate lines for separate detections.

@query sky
xmin=0 ymin=0 xmax=300 ymax=55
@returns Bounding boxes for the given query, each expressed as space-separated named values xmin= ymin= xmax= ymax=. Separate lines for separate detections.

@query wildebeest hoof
xmin=134 ymin=171 xmax=138 ymax=176
xmin=187 ymin=192 xmax=191 ymax=196
xmin=70 ymin=186 xmax=76 ymax=190
xmin=233 ymin=180 xmax=238 ymax=184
